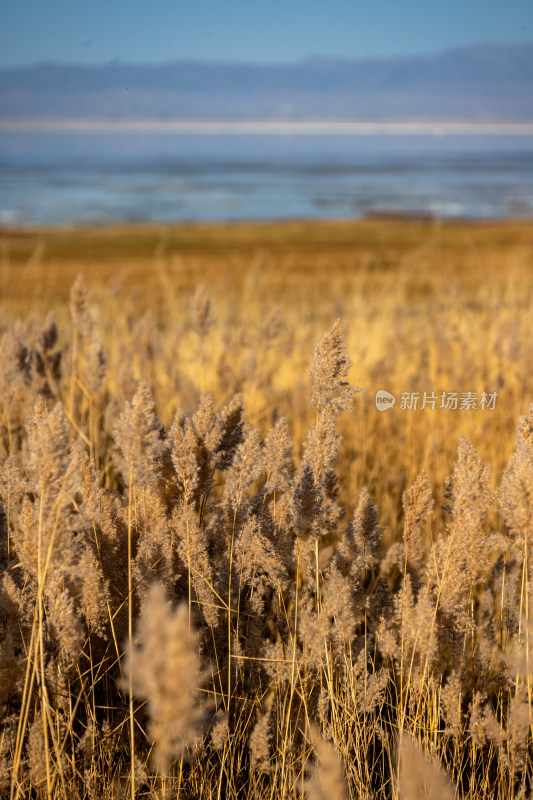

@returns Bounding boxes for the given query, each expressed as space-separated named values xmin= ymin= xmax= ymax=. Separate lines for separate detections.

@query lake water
xmin=1 ymin=130 xmax=533 ymax=225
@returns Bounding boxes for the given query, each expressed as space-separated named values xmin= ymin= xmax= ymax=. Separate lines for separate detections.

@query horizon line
xmin=1 ymin=119 xmax=533 ymax=136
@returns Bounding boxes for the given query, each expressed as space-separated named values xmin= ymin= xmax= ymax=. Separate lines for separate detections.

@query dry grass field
xmin=0 ymin=217 xmax=532 ymax=799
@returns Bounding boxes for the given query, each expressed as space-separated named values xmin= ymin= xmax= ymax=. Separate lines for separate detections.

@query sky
xmin=1 ymin=0 xmax=532 ymax=68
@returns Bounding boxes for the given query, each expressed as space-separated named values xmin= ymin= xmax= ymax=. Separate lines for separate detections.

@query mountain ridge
xmin=1 ymin=43 xmax=532 ymax=121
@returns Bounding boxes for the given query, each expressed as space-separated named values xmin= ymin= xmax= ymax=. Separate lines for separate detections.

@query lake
xmin=1 ymin=128 xmax=533 ymax=225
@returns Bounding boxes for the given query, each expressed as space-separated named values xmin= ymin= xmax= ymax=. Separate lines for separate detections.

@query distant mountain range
xmin=1 ymin=44 xmax=533 ymax=121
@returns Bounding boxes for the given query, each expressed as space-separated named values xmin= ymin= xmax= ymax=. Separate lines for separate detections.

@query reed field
xmin=0 ymin=217 xmax=533 ymax=799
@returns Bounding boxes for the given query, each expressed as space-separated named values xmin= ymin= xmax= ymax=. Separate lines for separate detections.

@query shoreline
xmin=3 ymin=213 xmax=533 ymax=234
xmin=2 ymin=213 xmax=533 ymax=236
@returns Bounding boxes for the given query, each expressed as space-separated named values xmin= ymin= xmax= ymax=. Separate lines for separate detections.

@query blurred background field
xmin=1 ymin=216 xmax=531 ymax=541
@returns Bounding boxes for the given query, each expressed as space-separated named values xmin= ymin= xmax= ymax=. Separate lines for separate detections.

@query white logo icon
xmin=375 ymin=390 xmax=396 ymax=411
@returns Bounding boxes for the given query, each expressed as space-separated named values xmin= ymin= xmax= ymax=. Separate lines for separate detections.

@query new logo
xmin=375 ymin=390 xmax=396 ymax=411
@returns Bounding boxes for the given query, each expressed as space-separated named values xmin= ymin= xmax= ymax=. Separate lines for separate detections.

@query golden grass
xmin=1 ymin=216 xmax=533 ymax=799
xmin=2 ymin=217 xmax=531 ymax=531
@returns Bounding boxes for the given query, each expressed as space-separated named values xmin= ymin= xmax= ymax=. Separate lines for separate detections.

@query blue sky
xmin=1 ymin=0 xmax=532 ymax=67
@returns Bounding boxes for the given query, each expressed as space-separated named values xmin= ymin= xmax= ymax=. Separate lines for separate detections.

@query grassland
xmin=2 ymin=218 xmax=532 ymax=529
xmin=0 ymin=217 xmax=532 ymax=799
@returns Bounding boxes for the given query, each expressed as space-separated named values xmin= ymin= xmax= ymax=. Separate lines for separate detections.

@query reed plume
xmin=398 ymin=736 xmax=455 ymax=800
xmin=123 ymin=583 xmax=206 ymax=775
xmin=304 ymin=725 xmax=348 ymax=800
xmin=309 ymin=319 xmax=359 ymax=416
xmin=0 ymin=265 xmax=532 ymax=800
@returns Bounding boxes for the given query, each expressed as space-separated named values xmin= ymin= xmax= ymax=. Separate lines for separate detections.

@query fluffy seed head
xmin=123 ymin=583 xmax=206 ymax=774
xmin=309 ymin=319 xmax=359 ymax=415
xmin=304 ymin=725 xmax=348 ymax=800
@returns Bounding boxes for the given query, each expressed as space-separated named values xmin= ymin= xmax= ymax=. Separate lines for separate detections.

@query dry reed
xmin=0 ymin=226 xmax=532 ymax=798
